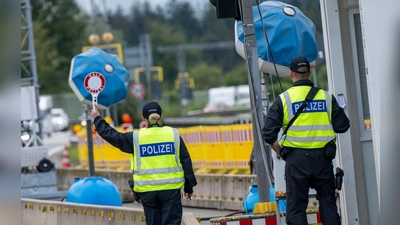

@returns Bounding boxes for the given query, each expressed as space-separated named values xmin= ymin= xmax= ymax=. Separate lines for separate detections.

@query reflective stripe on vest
xmin=280 ymin=86 xmax=335 ymax=148
xmin=131 ymin=127 xmax=184 ymax=192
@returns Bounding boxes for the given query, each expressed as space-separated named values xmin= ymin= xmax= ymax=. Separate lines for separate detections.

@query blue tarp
xmin=236 ymin=1 xmax=317 ymax=69
xmin=68 ymin=47 xmax=129 ymax=108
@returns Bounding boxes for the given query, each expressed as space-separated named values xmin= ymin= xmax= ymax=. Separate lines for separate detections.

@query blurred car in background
xmin=39 ymin=109 xmax=53 ymax=137
xmin=50 ymin=108 xmax=69 ymax=132
xmin=234 ymin=97 xmax=251 ymax=108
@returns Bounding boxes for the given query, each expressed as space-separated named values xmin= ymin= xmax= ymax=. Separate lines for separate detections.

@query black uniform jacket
xmin=93 ymin=116 xmax=198 ymax=193
xmin=262 ymin=80 xmax=350 ymax=145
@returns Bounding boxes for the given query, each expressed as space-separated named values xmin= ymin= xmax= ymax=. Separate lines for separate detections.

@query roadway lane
xmin=42 ymin=131 xmax=72 ymax=167
xmin=42 ymin=130 xmax=71 ymax=149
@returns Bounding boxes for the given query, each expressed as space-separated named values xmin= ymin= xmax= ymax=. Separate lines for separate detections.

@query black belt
xmin=282 ymin=147 xmax=324 ymax=154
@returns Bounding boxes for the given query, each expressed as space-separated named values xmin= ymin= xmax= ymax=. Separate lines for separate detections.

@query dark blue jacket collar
xmin=293 ymin=79 xmax=314 ymax=87
xmin=147 ymin=124 xmax=162 ymax=128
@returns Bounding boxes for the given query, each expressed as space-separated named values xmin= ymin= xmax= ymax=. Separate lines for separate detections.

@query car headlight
xmin=56 ymin=118 xmax=66 ymax=125
xmin=21 ymin=132 xmax=30 ymax=141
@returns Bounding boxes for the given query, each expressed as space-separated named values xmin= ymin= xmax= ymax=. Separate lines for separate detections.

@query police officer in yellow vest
xmin=262 ymin=56 xmax=350 ymax=225
xmin=92 ymin=102 xmax=197 ymax=225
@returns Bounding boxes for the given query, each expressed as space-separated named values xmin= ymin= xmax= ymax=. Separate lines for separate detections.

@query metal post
xmin=112 ymin=105 xmax=119 ymax=126
xmin=103 ymin=39 xmax=115 ymax=123
xmin=260 ymin=72 xmax=274 ymax=182
xmin=177 ymin=50 xmax=186 ymax=74
xmin=84 ymin=104 xmax=95 ymax=176
xmin=105 ymin=108 xmax=110 ymax=118
xmin=177 ymin=50 xmax=188 ymax=106
xmin=311 ymin=63 xmax=318 ymax=86
xmin=103 ymin=41 xmax=119 ymax=125
xmin=90 ymin=0 xmax=97 ymax=41
xmin=240 ymin=0 xmax=271 ymax=202
xmin=260 ymin=72 xmax=270 ymax=117
xmin=140 ymin=34 xmax=153 ymax=99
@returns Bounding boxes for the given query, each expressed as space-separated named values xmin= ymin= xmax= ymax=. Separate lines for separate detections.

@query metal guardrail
xmin=164 ymin=113 xmax=251 ymax=126
xmin=56 ymin=169 xmax=256 ymax=211
xmin=21 ymin=171 xmax=67 ymax=199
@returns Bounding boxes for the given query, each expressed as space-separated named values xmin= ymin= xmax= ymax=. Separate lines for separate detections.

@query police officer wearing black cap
xmin=262 ymin=56 xmax=350 ymax=225
xmin=91 ymin=101 xmax=197 ymax=225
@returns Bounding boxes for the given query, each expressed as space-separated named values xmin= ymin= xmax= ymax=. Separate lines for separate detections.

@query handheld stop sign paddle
xmin=84 ymin=72 xmax=106 ymax=110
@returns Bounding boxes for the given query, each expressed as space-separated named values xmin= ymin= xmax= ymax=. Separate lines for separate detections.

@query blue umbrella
xmin=235 ymin=1 xmax=318 ymax=77
xmin=68 ymin=47 xmax=129 ymax=108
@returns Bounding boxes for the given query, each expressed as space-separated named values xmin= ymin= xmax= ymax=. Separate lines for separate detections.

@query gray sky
xmin=75 ymin=0 xmax=208 ymax=16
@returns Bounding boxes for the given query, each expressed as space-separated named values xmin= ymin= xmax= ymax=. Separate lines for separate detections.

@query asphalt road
xmin=42 ymin=130 xmax=71 ymax=149
xmin=42 ymin=130 xmax=72 ymax=168
xmin=123 ymin=201 xmax=240 ymax=225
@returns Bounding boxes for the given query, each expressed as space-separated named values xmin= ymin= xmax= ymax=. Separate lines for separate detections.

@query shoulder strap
xmin=282 ymin=87 xmax=320 ymax=136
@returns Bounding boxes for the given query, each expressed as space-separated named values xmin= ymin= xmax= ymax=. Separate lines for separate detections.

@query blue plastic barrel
xmin=242 ymin=182 xmax=259 ymax=215
xmin=242 ymin=180 xmax=286 ymax=214
xmin=66 ymin=177 xmax=122 ymax=206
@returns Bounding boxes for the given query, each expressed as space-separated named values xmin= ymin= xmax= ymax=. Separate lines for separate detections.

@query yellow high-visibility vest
xmin=131 ymin=126 xmax=184 ymax=192
xmin=279 ymin=86 xmax=336 ymax=148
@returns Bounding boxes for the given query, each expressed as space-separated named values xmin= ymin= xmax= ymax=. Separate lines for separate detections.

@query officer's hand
xmin=184 ymin=186 xmax=193 ymax=194
xmin=184 ymin=192 xmax=193 ymax=200
xmin=91 ymin=104 xmax=100 ymax=119
xmin=184 ymin=186 xmax=193 ymax=199
xmin=278 ymin=153 xmax=286 ymax=161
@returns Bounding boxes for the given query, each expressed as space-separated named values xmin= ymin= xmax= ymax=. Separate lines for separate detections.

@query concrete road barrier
xmin=56 ymin=169 xmax=256 ymax=211
xmin=21 ymin=198 xmax=198 ymax=225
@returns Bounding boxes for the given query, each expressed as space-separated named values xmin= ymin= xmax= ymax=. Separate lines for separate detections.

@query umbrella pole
xmin=84 ymin=104 xmax=95 ymax=176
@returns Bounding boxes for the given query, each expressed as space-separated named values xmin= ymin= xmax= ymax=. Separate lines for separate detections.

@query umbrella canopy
xmin=68 ymin=47 xmax=129 ymax=108
xmin=235 ymin=1 xmax=318 ymax=77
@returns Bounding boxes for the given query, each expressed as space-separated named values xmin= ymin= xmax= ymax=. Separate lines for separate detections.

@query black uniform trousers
xmin=138 ymin=189 xmax=182 ymax=225
xmin=285 ymin=148 xmax=341 ymax=225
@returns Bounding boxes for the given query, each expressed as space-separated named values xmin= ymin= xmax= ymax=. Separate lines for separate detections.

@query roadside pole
xmin=84 ymin=104 xmax=95 ymax=176
xmin=240 ymin=0 xmax=272 ymax=202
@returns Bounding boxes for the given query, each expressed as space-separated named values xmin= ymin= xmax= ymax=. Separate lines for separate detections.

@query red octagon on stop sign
xmin=84 ymin=72 xmax=106 ymax=94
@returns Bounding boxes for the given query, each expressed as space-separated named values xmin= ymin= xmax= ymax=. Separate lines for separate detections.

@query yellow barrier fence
xmin=77 ymin=128 xmax=132 ymax=170
xmin=179 ymin=126 xmax=209 ymax=174
xmin=232 ymin=124 xmax=253 ymax=174
xmin=203 ymin=126 xmax=225 ymax=172
xmin=76 ymin=124 xmax=254 ymax=174
xmin=220 ymin=125 xmax=236 ymax=173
